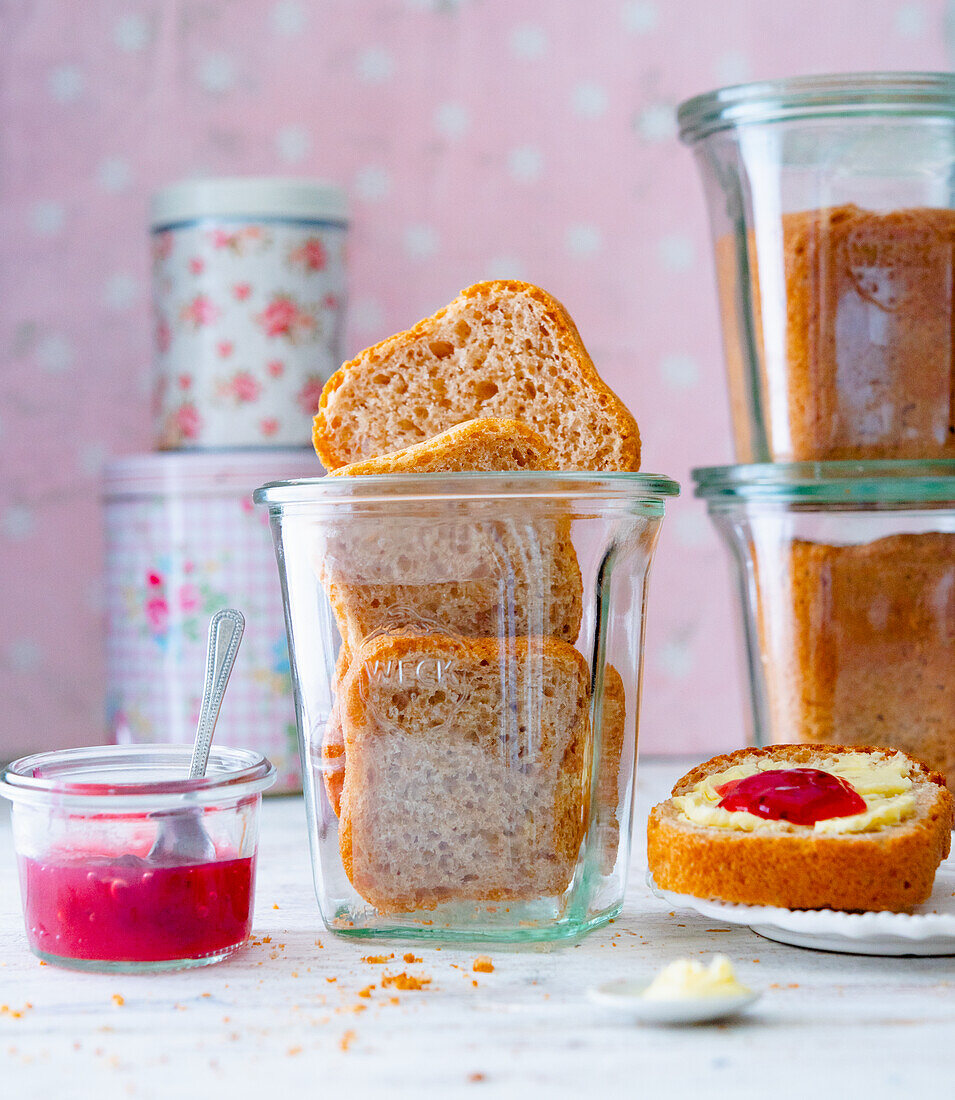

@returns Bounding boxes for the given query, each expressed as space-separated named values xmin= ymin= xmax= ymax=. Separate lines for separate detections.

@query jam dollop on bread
xmin=648 ymin=745 xmax=954 ymax=913
xmin=716 ymin=768 xmax=866 ymax=827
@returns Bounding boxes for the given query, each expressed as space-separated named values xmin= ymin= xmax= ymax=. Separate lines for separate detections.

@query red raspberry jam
xmin=18 ymin=853 xmax=254 ymax=964
xmin=716 ymin=767 xmax=867 ymax=827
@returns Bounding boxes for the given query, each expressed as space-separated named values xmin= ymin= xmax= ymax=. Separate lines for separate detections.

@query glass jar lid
xmin=678 ymin=71 xmax=955 ymax=144
xmin=0 ymin=745 xmax=277 ymax=810
xmin=693 ymin=461 xmax=955 ymax=505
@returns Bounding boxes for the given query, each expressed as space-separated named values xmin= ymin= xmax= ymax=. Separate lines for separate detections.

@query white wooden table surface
xmin=2 ymin=758 xmax=953 ymax=1099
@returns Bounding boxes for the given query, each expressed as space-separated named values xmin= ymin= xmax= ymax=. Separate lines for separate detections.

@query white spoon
xmin=587 ymin=978 xmax=761 ymax=1025
xmin=148 ymin=609 xmax=245 ymax=863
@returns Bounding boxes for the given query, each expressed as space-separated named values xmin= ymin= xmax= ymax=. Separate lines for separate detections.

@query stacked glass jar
xmin=681 ymin=73 xmax=955 ymax=784
xmin=103 ymin=179 xmax=348 ymax=792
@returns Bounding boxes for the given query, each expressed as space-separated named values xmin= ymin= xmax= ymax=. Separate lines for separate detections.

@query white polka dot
xmin=507 ymin=146 xmax=543 ymax=183
xmin=113 ymin=13 xmax=151 ymax=51
xmin=198 ymin=53 xmax=237 ymax=93
xmin=714 ymin=50 xmax=751 ymax=86
xmin=30 ymin=201 xmax=65 ymax=236
xmin=403 ymin=224 xmax=439 ymax=259
xmin=276 ymin=126 xmax=311 ymax=164
xmin=97 ymin=156 xmax=132 ymax=193
xmin=350 ymin=296 xmax=384 ymax=335
xmin=672 ymin=509 xmax=712 ymax=548
xmin=357 ymin=47 xmax=395 ymax=83
xmin=657 ymin=233 xmax=696 ymax=272
xmin=79 ymin=441 xmax=109 ymax=477
xmin=2 ymin=505 xmax=35 ymax=541
xmin=895 ymin=3 xmax=927 ymax=35
xmin=354 ymin=166 xmax=391 ymax=201
xmin=657 ymin=637 xmax=693 ymax=678
xmin=485 ymin=256 xmax=526 ymax=280
xmin=572 ymin=82 xmax=608 ymax=118
xmin=271 ymin=0 xmax=307 ymax=35
xmin=434 ymin=102 xmax=470 ymax=140
xmin=509 ymin=24 xmax=547 ymax=60
xmin=565 ymin=224 xmax=602 ymax=258
xmin=621 ymin=2 xmax=659 ymax=32
xmin=660 ymin=352 xmax=699 ymax=389
xmin=36 ymin=334 xmax=74 ymax=374
xmin=48 ymin=64 xmax=84 ymax=103
xmin=7 ymin=639 xmax=41 ymax=673
xmin=636 ymin=103 xmax=677 ymax=141
xmin=103 ymin=273 xmax=140 ymax=311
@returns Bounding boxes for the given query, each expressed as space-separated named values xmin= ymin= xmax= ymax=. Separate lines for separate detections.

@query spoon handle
xmin=189 ymin=608 xmax=246 ymax=779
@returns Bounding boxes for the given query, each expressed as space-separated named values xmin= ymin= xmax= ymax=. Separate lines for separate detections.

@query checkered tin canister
xmin=103 ymin=450 xmax=321 ymax=793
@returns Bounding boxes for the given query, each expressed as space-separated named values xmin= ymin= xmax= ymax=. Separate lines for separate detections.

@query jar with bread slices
xmin=255 ymin=468 xmax=678 ymax=941
xmin=694 ymin=461 xmax=955 ymax=785
xmin=680 ymin=72 xmax=955 ymax=463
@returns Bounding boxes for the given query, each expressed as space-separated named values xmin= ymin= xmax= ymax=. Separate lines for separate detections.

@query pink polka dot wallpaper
xmin=0 ymin=1 xmax=948 ymax=759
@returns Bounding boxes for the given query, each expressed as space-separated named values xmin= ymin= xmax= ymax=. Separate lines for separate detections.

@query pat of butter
xmin=674 ymin=751 xmax=916 ymax=835
xmin=643 ymin=956 xmax=750 ymax=1001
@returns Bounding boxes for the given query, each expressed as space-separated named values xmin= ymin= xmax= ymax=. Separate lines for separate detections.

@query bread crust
xmin=647 ymin=745 xmax=954 ymax=913
xmin=313 ymin=280 xmax=640 ymax=472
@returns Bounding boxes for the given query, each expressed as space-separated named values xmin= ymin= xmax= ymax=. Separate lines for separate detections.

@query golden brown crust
xmin=647 ymin=745 xmax=954 ymax=913
xmin=313 ymin=280 xmax=640 ymax=472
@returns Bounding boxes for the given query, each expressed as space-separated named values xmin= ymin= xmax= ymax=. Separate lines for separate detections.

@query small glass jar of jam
xmin=0 ymin=744 xmax=275 ymax=972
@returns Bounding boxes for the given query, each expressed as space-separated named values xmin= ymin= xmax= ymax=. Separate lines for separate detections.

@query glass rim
xmin=253 ymin=470 xmax=681 ymax=507
xmin=678 ymin=71 xmax=955 ymax=143
xmin=0 ymin=744 xmax=277 ymax=809
xmin=693 ymin=460 xmax=955 ymax=503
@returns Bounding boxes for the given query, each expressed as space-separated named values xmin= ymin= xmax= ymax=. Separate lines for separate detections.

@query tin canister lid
xmin=103 ymin=448 xmax=322 ymax=499
xmin=151 ymin=177 xmax=348 ymax=229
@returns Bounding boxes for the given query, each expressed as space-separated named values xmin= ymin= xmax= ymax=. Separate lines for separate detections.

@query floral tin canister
xmin=103 ymin=450 xmax=321 ymax=792
xmin=151 ymin=177 xmax=348 ymax=450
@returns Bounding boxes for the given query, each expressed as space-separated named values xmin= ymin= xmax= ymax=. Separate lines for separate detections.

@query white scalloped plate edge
xmin=645 ymin=854 xmax=955 ymax=954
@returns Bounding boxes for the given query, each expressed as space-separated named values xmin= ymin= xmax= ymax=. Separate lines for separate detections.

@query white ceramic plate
xmin=647 ymin=854 xmax=955 ymax=957
xmin=587 ymin=979 xmax=761 ymax=1024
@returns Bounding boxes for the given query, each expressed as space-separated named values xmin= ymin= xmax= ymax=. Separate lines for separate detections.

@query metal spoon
xmin=148 ymin=609 xmax=246 ymax=863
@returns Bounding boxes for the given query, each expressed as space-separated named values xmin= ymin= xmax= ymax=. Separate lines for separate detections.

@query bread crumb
xmin=472 ymin=956 xmax=494 ymax=973
xmin=111 ymin=995 xmax=125 ymax=1007
xmin=361 ymin=954 xmax=394 ymax=964
xmin=472 ymin=980 xmax=478 ymax=987
xmin=381 ymin=971 xmax=431 ymax=991
xmin=272 ymin=903 xmax=280 ymax=910
xmin=287 ymin=1046 xmax=302 ymax=1056
xmin=403 ymin=953 xmax=422 ymax=964
xmin=468 ymin=1072 xmax=486 ymax=1083
xmin=326 ymin=977 xmax=337 ymax=983
xmin=357 ymin=985 xmax=375 ymax=998
xmin=339 ymin=1029 xmax=356 ymax=1051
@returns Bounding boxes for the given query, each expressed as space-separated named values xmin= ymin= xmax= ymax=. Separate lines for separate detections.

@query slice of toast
xmin=322 ymin=418 xmax=583 ymax=652
xmin=647 ymin=744 xmax=954 ymax=913
xmin=338 ymin=633 xmax=591 ymax=912
xmin=313 ymin=281 xmax=640 ymax=471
